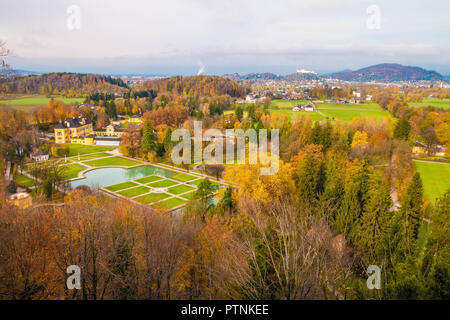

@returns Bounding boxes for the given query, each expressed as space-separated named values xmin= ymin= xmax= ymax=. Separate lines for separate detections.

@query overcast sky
xmin=1 ymin=0 xmax=449 ymax=75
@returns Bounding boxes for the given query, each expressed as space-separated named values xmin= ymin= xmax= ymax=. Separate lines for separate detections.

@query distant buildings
xmin=292 ymin=102 xmax=316 ymax=112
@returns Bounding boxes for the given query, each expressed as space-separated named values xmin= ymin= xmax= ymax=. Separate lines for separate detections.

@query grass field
xmin=61 ymin=163 xmax=87 ymax=179
xmin=105 ymin=181 xmax=138 ymax=192
xmin=172 ymin=173 xmax=199 ymax=182
xmin=83 ymin=156 xmax=141 ymax=167
xmin=65 ymin=144 xmax=115 ymax=157
xmin=135 ymin=192 xmax=171 ymax=204
xmin=414 ymin=160 xmax=450 ymax=202
xmin=0 ymin=95 xmax=84 ymax=111
xmin=75 ymin=153 xmax=112 ymax=161
xmin=118 ymin=186 xmax=150 ymax=198
xmin=135 ymin=175 xmax=164 ymax=184
xmin=408 ymin=98 xmax=450 ymax=110
xmin=316 ymin=102 xmax=391 ymax=122
xmin=16 ymin=173 xmax=36 ymax=188
xmin=149 ymin=179 xmax=179 ymax=188
xmin=180 ymin=191 xmax=196 ymax=200
xmin=155 ymin=197 xmax=187 ymax=209
xmin=167 ymin=184 xmax=196 ymax=195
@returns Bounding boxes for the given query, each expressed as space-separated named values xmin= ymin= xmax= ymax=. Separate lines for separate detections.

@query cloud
xmin=0 ymin=0 xmax=449 ymax=74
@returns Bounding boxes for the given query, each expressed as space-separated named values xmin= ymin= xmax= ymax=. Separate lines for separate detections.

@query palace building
xmin=54 ymin=116 xmax=125 ymax=146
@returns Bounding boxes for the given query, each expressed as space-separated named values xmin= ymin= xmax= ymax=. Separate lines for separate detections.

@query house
xmin=412 ymin=141 xmax=447 ymax=156
xmin=54 ymin=116 xmax=94 ymax=144
xmin=304 ymin=103 xmax=316 ymax=111
xmin=292 ymin=103 xmax=316 ymax=112
xmin=7 ymin=192 xmax=32 ymax=209
xmin=54 ymin=116 xmax=124 ymax=146
xmin=30 ymin=149 xmax=49 ymax=162
xmin=94 ymin=124 xmax=125 ymax=137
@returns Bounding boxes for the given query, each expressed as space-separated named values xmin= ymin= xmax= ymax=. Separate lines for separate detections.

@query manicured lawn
xmin=316 ymin=102 xmax=391 ymax=122
xmin=83 ymin=156 xmax=141 ymax=167
xmin=414 ymin=160 xmax=450 ymax=202
xmin=134 ymin=175 xmax=164 ymax=184
xmin=171 ymin=173 xmax=199 ymax=182
xmin=15 ymin=173 xmax=36 ymax=188
xmin=65 ymin=144 xmax=115 ymax=157
xmin=0 ymin=95 xmax=84 ymax=111
xmin=105 ymin=181 xmax=138 ymax=192
xmin=154 ymin=197 xmax=187 ymax=209
xmin=189 ymin=179 xmax=223 ymax=187
xmin=117 ymin=186 xmax=150 ymax=198
xmin=167 ymin=184 xmax=196 ymax=195
xmin=135 ymin=192 xmax=171 ymax=204
xmin=75 ymin=153 xmax=112 ymax=161
xmin=61 ymin=163 xmax=87 ymax=179
xmin=180 ymin=191 xmax=196 ymax=200
xmin=148 ymin=179 xmax=179 ymax=188
xmin=409 ymin=98 xmax=450 ymax=110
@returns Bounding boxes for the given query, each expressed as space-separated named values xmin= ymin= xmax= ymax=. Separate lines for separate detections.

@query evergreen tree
xmin=141 ymin=120 xmax=156 ymax=152
xmin=235 ymin=106 xmax=244 ymax=122
xmin=399 ymin=172 xmax=424 ymax=254
xmin=357 ymin=182 xmax=393 ymax=263
xmin=393 ymin=118 xmax=411 ymax=140
xmin=163 ymin=127 xmax=172 ymax=152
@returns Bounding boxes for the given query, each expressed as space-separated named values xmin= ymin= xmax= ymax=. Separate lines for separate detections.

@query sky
xmin=1 ymin=0 xmax=450 ymax=75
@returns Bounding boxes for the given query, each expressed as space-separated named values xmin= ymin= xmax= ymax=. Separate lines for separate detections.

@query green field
xmin=168 ymin=184 xmax=196 ymax=195
xmin=172 ymin=173 xmax=199 ymax=182
xmin=409 ymin=98 xmax=450 ymax=110
xmin=414 ymin=160 xmax=450 ymax=202
xmin=317 ymin=102 xmax=391 ymax=122
xmin=105 ymin=181 xmax=138 ymax=192
xmin=75 ymin=153 xmax=112 ymax=161
xmin=155 ymin=197 xmax=187 ymax=209
xmin=65 ymin=144 xmax=116 ymax=157
xmin=180 ymin=191 xmax=196 ymax=200
xmin=117 ymin=186 xmax=150 ymax=198
xmin=0 ymin=96 xmax=84 ymax=111
xmin=135 ymin=192 xmax=171 ymax=204
xmin=83 ymin=156 xmax=141 ymax=167
xmin=15 ymin=173 xmax=36 ymax=188
xmin=61 ymin=163 xmax=87 ymax=179
xmin=149 ymin=179 xmax=179 ymax=188
xmin=134 ymin=175 xmax=164 ymax=184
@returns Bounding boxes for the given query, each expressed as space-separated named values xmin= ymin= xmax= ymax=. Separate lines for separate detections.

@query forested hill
xmin=0 ymin=72 xmax=128 ymax=96
xmin=328 ymin=63 xmax=445 ymax=82
xmin=143 ymin=75 xmax=250 ymax=98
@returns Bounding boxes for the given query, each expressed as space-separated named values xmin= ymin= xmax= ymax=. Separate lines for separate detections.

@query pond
xmin=70 ymin=165 xmax=176 ymax=189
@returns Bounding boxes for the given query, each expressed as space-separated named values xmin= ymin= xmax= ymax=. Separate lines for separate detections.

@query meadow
xmin=0 ymin=95 xmax=84 ymax=111
xmin=65 ymin=144 xmax=115 ymax=157
xmin=316 ymin=102 xmax=391 ymax=122
xmin=408 ymin=98 xmax=450 ymax=110
xmin=414 ymin=160 xmax=450 ymax=202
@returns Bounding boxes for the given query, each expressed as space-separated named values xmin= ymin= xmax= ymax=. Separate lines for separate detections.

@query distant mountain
xmin=328 ymin=63 xmax=445 ymax=82
xmin=13 ymin=69 xmax=42 ymax=75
